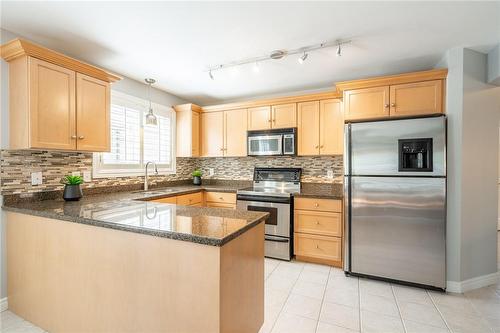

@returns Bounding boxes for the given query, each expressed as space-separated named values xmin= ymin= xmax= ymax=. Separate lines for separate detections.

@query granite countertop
xmin=2 ymin=183 xmax=266 ymax=247
xmin=295 ymin=182 xmax=344 ymax=199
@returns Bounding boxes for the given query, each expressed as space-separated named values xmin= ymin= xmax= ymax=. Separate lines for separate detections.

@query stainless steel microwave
xmin=247 ymin=128 xmax=296 ymax=156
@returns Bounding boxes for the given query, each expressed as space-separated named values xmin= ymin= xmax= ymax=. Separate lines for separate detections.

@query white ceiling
xmin=1 ymin=1 xmax=499 ymax=105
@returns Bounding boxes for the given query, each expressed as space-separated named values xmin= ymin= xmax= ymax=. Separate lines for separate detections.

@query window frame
xmin=93 ymin=91 xmax=176 ymax=178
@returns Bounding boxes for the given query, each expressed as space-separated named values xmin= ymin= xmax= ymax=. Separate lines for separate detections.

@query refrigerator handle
xmin=344 ymin=123 xmax=351 ymax=176
xmin=343 ymin=176 xmax=351 ymax=273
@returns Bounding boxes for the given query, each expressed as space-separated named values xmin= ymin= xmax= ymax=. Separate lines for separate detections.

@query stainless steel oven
xmin=236 ymin=168 xmax=301 ymax=261
xmin=247 ymin=128 xmax=296 ymax=156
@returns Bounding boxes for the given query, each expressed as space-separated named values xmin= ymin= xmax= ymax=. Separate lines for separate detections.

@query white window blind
xmin=93 ymin=91 xmax=176 ymax=178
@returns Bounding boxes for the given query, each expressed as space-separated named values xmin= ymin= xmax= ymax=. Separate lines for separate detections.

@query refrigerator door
xmin=350 ymin=176 xmax=446 ymax=288
xmin=350 ymin=116 xmax=446 ymax=177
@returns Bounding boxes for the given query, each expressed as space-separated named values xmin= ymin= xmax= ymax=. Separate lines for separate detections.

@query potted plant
xmin=192 ymin=169 xmax=202 ymax=185
xmin=61 ymin=175 xmax=84 ymax=201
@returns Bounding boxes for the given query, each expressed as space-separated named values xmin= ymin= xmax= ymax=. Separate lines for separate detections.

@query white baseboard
xmin=0 ymin=297 xmax=7 ymax=312
xmin=447 ymin=271 xmax=500 ymax=293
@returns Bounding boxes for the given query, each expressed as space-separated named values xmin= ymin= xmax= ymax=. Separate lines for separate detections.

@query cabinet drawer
xmin=176 ymin=192 xmax=203 ymax=206
xmin=295 ymin=210 xmax=342 ymax=237
xmin=294 ymin=233 xmax=342 ymax=262
xmin=205 ymin=191 xmax=236 ymax=204
xmin=151 ymin=196 xmax=177 ymax=204
xmin=294 ymin=197 xmax=342 ymax=212
xmin=206 ymin=202 xmax=235 ymax=209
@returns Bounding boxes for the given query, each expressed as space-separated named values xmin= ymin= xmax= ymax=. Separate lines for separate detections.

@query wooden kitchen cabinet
xmin=175 ymin=103 xmax=201 ymax=157
xmin=294 ymin=197 xmax=343 ymax=267
xmin=27 ymin=57 xmax=77 ymax=150
xmin=272 ymin=103 xmax=296 ymax=128
xmin=297 ymin=101 xmax=320 ymax=155
xmin=201 ymin=112 xmax=224 ymax=157
xmin=1 ymin=38 xmax=120 ymax=151
xmin=201 ymin=109 xmax=247 ymax=157
xmin=247 ymin=106 xmax=271 ymax=130
xmin=224 ymin=109 xmax=247 ymax=156
xmin=319 ymin=99 xmax=343 ymax=155
xmin=76 ymin=73 xmax=110 ymax=152
xmin=389 ymin=80 xmax=443 ymax=117
xmin=343 ymin=86 xmax=390 ymax=121
xmin=298 ymin=100 xmax=343 ymax=156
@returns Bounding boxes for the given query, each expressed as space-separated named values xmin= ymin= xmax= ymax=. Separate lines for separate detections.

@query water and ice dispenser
xmin=398 ymin=138 xmax=433 ymax=172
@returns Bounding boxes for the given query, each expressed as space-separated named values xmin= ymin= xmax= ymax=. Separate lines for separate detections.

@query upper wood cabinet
xmin=1 ymin=38 xmax=120 ymax=151
xmin=28 ymin=57 xmax=77 ymax=150
xmin=175 ymin=103 xmax=201 ymax=157
xmin=389 ymin=80 xmax=443 ymax=117
xmin=343 ymin=86 xmax=390 ymax=121
xmin=297 ymin=101 xmax=320 ymax=156
xmin=201 ymin=111 xmax=224 ymax=157
xmin=298 ymin=99 xmax=343 ymax=156
xmin=76 ymin=73 xmax=110 ymax=152
xmin=247 ymin=104 xmax=297 ymax=130
xmin=319 ymin=99 xmax=343 ymax=155
xmin=272 ymin=103 xmax=297 ymax=128
xmin=337 ymin=69 xmax=447 ymax=122
xmin=224 ymin=109 xmax=247 ymax=157
xmin=201 ymin=109 xmax=247 ymax=157
xmin=247 ymin=106 xmax=271 ymax=130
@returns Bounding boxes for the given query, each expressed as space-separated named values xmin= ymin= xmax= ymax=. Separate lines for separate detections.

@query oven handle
xmin=237 ymin=194 xmax=291 ymax=204
xmin=265 ymin=235 xmax=289 ymax=243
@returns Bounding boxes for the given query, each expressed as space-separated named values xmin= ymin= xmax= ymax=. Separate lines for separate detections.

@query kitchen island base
xmin=6 ymin=212 xmax=264 ymax=333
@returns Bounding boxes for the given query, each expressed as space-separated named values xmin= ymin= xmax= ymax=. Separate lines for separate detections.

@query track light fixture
xmin=206 ymin=39 xmax=351 ymax=79
xmin=298 ymin=51 xmax=308 ymax=64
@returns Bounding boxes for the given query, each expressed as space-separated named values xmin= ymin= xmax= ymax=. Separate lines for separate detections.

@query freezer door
xmin=350 ymin=176 xmax=446 ymax=288
xmin=350 ymin=116 xmax=446 ymax=177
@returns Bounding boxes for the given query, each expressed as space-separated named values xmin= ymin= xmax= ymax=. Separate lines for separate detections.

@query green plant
xmin=61 ymin=175 xmax=84 ymax=185
xmin=192 ymin=169 xmax=202 ymax=177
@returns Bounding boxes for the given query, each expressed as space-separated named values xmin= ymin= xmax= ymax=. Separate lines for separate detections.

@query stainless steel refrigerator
xmin=343 ymin=116 xmax=446 ymax=290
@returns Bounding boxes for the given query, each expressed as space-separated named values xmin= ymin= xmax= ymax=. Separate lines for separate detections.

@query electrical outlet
xmin=83 ymin=171 xmax=92 ymax=182
xmin=31 ymin=171 xmax=43 ymax=185
xmin=71 ymin=171 xmax=80 ymax=176
xmin=327 ymin=170 xmax=334 ymax=179
xmin=208 ymin=168 xmax=215 ymax=177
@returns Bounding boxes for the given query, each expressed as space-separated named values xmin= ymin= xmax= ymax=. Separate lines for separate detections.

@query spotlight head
xmin=298 ymin=52 xmax=308 ymax=64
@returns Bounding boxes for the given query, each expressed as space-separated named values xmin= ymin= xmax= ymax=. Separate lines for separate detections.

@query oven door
xmin=248 ymin=135 xmax=283 ymax=156
xmin=236 ymin=198 xmax=290 ymax=238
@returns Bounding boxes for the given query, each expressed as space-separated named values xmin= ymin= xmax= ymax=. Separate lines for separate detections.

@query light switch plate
xmin=327 ymin=170 xmax=334 ymax=179
xmin=83 ymin=171 xmax=92 ymax=182
xmin=208 ymin=168 xmax=215 ymax=177
xmin=31 ymin=171 xmax=43 ymax=185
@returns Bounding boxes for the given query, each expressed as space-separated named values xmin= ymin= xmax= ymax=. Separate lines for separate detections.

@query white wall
xmin=0 ymin=28 xmax=187 ymax=301
xmin=488 ymin=44 xmax=500 ymax=86
xmin=438 ymin=47 xmax=500 ymax=288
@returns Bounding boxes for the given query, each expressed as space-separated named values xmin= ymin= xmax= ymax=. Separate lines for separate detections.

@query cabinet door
xmin=272 ymin=103 xmax=296 ymax=128
xmin=201 ymin=112 xmax=224 ymax=157
xmin=176 ymin=110 xmax=191 ymax=157
xmin=191 ymin=111 xmax=200 ymax=156
xmin=224 ymin=109 xmax=247 ymax=157
xmin=247 ymin=106 xmax=271 ymax=130
xmin=297 ymin=101 xmax=320 ymax=156
xmin=344 ymin=86 xmax=390 ymax=121
xmin=320 ymin=99 xmax=343 ymax=155
xmin=29 ymin=58 xmax=76 ymax=150
xmin=390 ymin=80 xmax=443 ymax=117
xmin=76 ymin=73 xmax=110 ymax=152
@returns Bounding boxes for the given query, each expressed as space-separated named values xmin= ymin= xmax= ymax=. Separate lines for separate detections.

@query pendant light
xmin=145 ymin=78 xmax=157 ymax=126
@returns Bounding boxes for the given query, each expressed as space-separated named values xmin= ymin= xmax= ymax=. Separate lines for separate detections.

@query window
xmin=93 ymin=91 xmax=176 ymax=178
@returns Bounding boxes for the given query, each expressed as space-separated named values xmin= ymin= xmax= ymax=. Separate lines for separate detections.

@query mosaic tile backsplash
xmin=0 ymin=150 xmax=343 ymax=195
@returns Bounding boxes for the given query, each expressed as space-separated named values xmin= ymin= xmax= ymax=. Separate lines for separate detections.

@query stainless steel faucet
xmin=144 ymin=161 xmax=158 ymax=191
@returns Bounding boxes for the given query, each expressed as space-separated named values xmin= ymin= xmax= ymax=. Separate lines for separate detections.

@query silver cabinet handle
xmin=71 ymin=135 xmax=77 ymax=139
xmin=391 ymin=103 xmax=396 ymax=107
xmin=384 ymin=104 xmax=389 ymax=108
xmin=78 ymin=136 xmax=85 ymax=140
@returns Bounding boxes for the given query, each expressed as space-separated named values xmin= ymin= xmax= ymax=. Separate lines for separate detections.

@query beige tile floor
xmin=1 ymin=257 xmax=500 ymax=333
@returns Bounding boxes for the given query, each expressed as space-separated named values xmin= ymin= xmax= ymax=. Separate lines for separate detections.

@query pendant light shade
xmin=145 ymin=78 xmax=157 ymax=126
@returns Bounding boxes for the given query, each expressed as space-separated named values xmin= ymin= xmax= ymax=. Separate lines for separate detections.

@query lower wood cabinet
xmin=176 ymin=192 xmax=203 ymax=206
xmin=205 ymin=191 xmax=236 ymax=209
xmin=294 ymin=197 xmax=343 ymax=267
xmin=150 ymin=191 xmax=236 ymax=209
